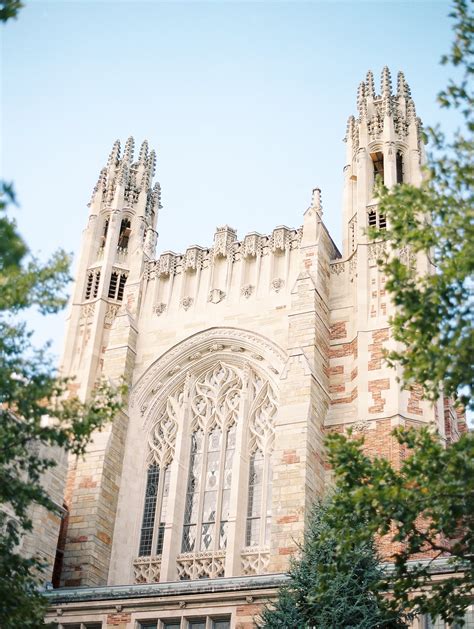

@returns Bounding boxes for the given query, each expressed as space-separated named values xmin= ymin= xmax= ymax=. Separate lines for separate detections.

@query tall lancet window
xmin=138 ymin=396 xmax=179 ymax=557
xmin=182 ymin=363 xmax=241 ymax=554
xmin=245 ymin=378 xmax=276 ymax=547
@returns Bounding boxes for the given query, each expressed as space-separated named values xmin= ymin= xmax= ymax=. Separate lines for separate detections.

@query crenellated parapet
xmin=147 ymin=225 xmax=302 ymax=281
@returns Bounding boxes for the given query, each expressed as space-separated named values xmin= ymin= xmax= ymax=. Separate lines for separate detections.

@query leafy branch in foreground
xmin=0 ymin=181 xmax=124 ymax=629
xmin=370 ymin=0 xmax=473 ymax=410
xmin=326 ymin=428 xmax=474 ymax=625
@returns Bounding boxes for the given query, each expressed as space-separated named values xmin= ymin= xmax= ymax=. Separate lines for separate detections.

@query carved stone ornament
xmin=271 ymin=227 xmax=290 ymax=253
xmin=352 ymin=419 xmax=369 ymax=433
xmin=242 ymin=233 xmax=261 ymax=258
xmin=271 ymin=278 xmax=285 ymax=293
xmin=144 ymin=228 xmax=157 ymax=258
xmin=368 ymin=242 xmax=387 ymax=266
xmin=330 ymin=262 xmax=345 ymax=275
xmin=241 ymin=284 xmax=254 ymax=298
xmin=131 ymin=327 xmax=287 ymax=415
xmin=213 ymin=225 xmax=237 ymax=258
xmin=349 ymin=252 xmax=358 ymax=279
xmin=153 ymin=303 xmax=166 ymax=317
xmin=80 ymin=303 xmax=96 ymax=320
xmin=208 ymin=288 xmax=225 ymax=304
xmin=184 ymin=246 xmax=203 ymax=272
xmin=158 ymin=252 xmax=177 ymax=277
xmin=180 ymin=296 xmax=193 ymax=310
xmin=104 ymin=303 xmax=120 ymax=327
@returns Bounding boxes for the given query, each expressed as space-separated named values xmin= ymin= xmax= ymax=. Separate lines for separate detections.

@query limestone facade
xmin=43 ymin=68 xmax=466 ymax=628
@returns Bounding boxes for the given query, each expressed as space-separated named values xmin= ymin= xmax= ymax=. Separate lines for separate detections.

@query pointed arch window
xmin=245 ymin=379 xmax=276 ymax=548
xmin=371 ymin=151 xmax=384 ymax=185
xmin=181 ymin=364 xmax=240 ymax=554
xmin=138 ymin=397 xmax=179 ymax=558
xmin=396 ymin=151 xmax=404 ymax=184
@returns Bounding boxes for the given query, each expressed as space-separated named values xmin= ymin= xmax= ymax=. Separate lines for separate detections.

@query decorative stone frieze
xmin=176 ymin=551 xmax=226 ymax=580
xmin=133 ymin=556 xmax=161 ymax=584
xmin=241 ymin=548 xmax=270 ymax=576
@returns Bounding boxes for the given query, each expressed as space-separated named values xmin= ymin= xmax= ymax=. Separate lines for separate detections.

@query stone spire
xmin=365 ymin=70 xmax=376 ymax=99
xmin=122 ymin=136 xmax=135 ymax=165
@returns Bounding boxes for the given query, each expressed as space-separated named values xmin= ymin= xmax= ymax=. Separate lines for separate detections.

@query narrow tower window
xmin=371 ymin=151 xmax=384 ymax=185
xmin=117 ymin=274 xmax=127 ymax=301
xmin=118 ymin=219 xmax=131 ymax=250
xmin=368 ymin=210 xmax=377 ymax=228
xmin=93 ymin=271 xmax=101 ymax=298
xmin=396 ymin=151 xmax=404 ymax=184
xmin=100 ymin=217 xmax=110 ymax=248
xmin=108 ymin=272 xmax=118 ymax=299
xmin=85 ymin=272 xmax=94 ymax=300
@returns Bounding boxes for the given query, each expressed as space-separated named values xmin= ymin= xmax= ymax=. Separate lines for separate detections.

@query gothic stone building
xmin=42 ymin=69 xmax=465 ymax=629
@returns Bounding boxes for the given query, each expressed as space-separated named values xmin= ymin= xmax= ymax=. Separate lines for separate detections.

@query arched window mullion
xmin=213 ymin=430 xmax=226 ymax=551
xmin=150 ymin=468 xmax=166 ymax=556
xmin=197 ymin=427 xmax=212 ymax=552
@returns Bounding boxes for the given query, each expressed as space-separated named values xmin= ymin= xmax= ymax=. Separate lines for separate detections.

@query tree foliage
xmin=0 ymin=183 xmax=123 ymax=629
xmin=259 ymin=499 xmax=408 ymax=629
xmin=0 ymin=0 xmax=23 ymax=23
xmin=326 ymin=428 xmax=474 ymax=626
xmin=372 ymin=0 xmax=474 ymax=411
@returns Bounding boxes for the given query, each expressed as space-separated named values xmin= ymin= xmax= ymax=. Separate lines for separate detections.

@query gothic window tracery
xmin=137 ymin=355 xmax=278 ymax=582
xmin=182 ymin=363 xmax=240 ymax=554
xmin=138 ymin=394 xmax=179 ymax=558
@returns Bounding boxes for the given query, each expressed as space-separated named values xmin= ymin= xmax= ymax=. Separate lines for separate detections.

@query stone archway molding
xmin=130 ymin=326 xmax=287 ymax=423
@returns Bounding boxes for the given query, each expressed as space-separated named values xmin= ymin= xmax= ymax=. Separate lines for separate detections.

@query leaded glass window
xmin=181 ymin=363 xmax=240 ymax=554
xmin=245 ymin=379 xmax=276 ymax=548
xmin=138 ymin=392 xmax=179 ymax=559
xmin=138 ymin=465 xmax=171 ymax=557
xmin=182 ymin=424 xmax=236 ymax=553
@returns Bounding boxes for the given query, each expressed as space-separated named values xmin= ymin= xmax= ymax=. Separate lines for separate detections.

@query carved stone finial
xmin=345 ymin=115 xmax=355 ymax=142
xmin=381 ymin=66 xmax=392 ymax=99
xmin=311 ymin=187 xmax=322 ymax=214
xmin=407 ymin=98 xmax=417 ymax=122
xmin=88 ymin=167 xmax=108 ymax=206
xmin=138 ymin=139 xmax=149 ymax=163
xmin=397 ymin=70 xmax=408 ymax=98
xmin=365 ymin=70 xmax=376 ymax=98
xmin=107 ymin=139 xmax=121 ymax=168
xmin=357 ymin=81 xmax=366 ymax=117
xmin=122 ymin=136 xmax=135 ymax=165
xmin=147 ymin=149 xmax=156 ymax=180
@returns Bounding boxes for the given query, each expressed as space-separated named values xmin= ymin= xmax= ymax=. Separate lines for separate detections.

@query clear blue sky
xmin=2 ymin=0 xmax=454 ymax=357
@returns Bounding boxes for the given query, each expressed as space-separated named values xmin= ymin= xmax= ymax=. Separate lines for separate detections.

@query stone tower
xmin=59 ymin=137 xmax=162 ymax=585
xmin=43 ymin=69 xmax=462 ymax=628
xmin=327 ymin=67 xmax=443 ymax=480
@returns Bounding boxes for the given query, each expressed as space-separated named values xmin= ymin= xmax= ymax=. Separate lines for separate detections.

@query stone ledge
xmin=44 ymin=573 xmax=290 ymax=604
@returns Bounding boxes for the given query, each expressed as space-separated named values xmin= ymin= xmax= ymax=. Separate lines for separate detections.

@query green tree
xmin=1 ymin=6 xmax=122 ymax=626
xmin=326 ymin=428 xmax=474 ymax=626
xmin=2 ymin=3 xmax=116 ymax=625
xmin=0 ymin=189 xmax=123 ymax=627
xmin=372 ymin=0 xmax=473 ymax=411
xmin=259 ymin=499 xmax=408 ymax=629
xmin=0 ymin=0 xmax=23 ymax=23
